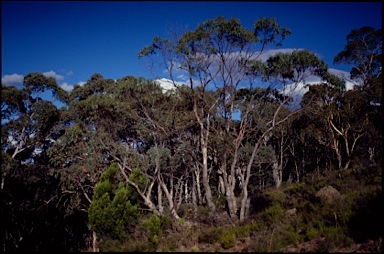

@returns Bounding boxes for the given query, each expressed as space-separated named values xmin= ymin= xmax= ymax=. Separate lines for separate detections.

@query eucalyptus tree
xmin=333 ymin=26 xmax=382 ymax=89
xmin=47 ymin=73 xmax=122 ymax=251
xmin=48 ymin=73 xmax=119 ymax=215
xmin=139 ymin=16 xmax=331 ymax=221
xmin=233 ymin=50 xmax=328 ymax=220
xmin=298 ymin=27 xmax=382 ymax=171
xmin=139 ymin=16 xmax=291 ymax=217
xmin=334 ymin=26 xmax=382 ymax=164
xmin=1 ymin=73 xmax=79 ymax=251
xmin=105 ymin=77 xmax=188 ymax=220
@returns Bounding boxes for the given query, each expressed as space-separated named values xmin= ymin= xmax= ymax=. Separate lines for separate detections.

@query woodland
xmin=1 ymin=17 xmax=382 ymax=252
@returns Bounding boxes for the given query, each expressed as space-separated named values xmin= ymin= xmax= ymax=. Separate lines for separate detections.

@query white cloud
xmin=60 ymin=82 xmax=73 ymax=92
xmin=159 ymin=48 xmax=356 ymax=109
xmin=282 ymin=70 xmax=355 ymax=110
xmin=1 ymin=73 xmax=24 ymax=85
xmin=155 ymin=78 xmax=184 ymax=92
xmin=66 ymin=71 xmax=74 ymax=76
xmin=60 ymin=81 xmax=86 ymax=92
xmin=43 ymin=70 xmax=64 ymax=82
xmin=176 ymin=74 xmax=188 ymax=81
xmin=257 ymin=48 xmax=304 ymax=62
xmin=328 ymin=68 xmax=355 ymax=90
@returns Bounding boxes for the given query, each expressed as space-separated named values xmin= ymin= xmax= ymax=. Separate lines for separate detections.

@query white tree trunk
xmin=158 ymin=184 xmax=163 ymax=213
xmin=92 ymin=231 xmax=99 ymax=252
xmin=195 ymin=165 xmax=202 ymax=205
xmin=185 ymin=181 xmax=189 ymax=203
xmin=272 ymin=162 xmax=283 ymax=189
xmin=218 ymin=175 xmax=225 ymax=195
xmin=192 ymin=172 xmax=198 ymax=219
xmin=159 ymin=178 xmax=181 ymax=220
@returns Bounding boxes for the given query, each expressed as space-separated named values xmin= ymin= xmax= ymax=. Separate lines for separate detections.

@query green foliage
xmin=263 ymin=203 xmax=285 ymax=224
xmin=3 ymin=20 xmax=383 ymax=252
xmin=212 ymin=194 xmax=227 ymax=210
xmin=265 ymin=188 xmax=286 ymax=204
xmin=198 ymin=227 xmax=223 ymax=244
xmin=129 ymin=168 xmax=148 ymax=190
xmin=334 ymin=26 xmax=382 ymax=83
xmin=197 ymin=205 xmax=211 ymax=219
xmin=220 ymin=228 xmax=236 ymax=249
xmin=232 ymin=224 xmax=252 ymax=238
xmin=282 ymin=225 xmax=301 ymax=245
xmin=88 ymin=163 xmax=140 ymax=240
xmin=98 ymin=238 xmax=155 ymax=252
xmin=141 ymin=214 xmax=172 ymax=245
xmin=305 ymin=224 xmax=320 ymax=240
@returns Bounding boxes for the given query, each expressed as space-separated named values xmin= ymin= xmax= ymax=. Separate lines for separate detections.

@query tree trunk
xmin=159 ymin=177 xmax=181 ymax=220
xmin=185 ymin=181 xmax=189 ymax=203
xmin=195 ymin=166 xmax=202 ymax=205
xmin=201 ymin=139 xmax=215 ymax=212
xmin=117 ymin=163 xmax=160 ymax=216
xmin=343 ymin=160 xmax=351 ymax=171
xmin=218 ymin=175 xmax=225 ymax=195
xmin=158 ymin=184 xmax=164 ymax=213
xmin=192 ymin=172 xmax=198 ymax=219
xmin=272 ymin=162 xmax=282 ymax=189
xmin=226 ymin=189 xmax=238 ymax=220
xmin=239 ymin=188 xmax=248 ymax=221
xmin=177 ymin=179 xmax=184 ymax=211
xmin=92 ymin=231 xmax=99 ymax=252
xmin=193 ymin=94 xmax=215 ymax=213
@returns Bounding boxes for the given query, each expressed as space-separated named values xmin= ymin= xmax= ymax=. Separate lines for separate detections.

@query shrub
xmin=141 ymin=214 xmax=163 ymax=244
xmin=197 ymin=205 xmax=211 ymax=217
xmin=198 ymin=227 xmax=223 ymax=244
xmin=233 ymin=224 xmax=251 ymax=238
xmin=220 ymin=228 xmax=236 ymax=249
xmin=100 ymin=238 xmax=154 ymax=252
xmin=265 ymin=189 xmax=286 ymax=205
xmin=263 ymin=203 xmax=285 ymax=224
xmin=88 ymin=163 xmax=140 ymax=240
xmin=305 ymin=225 xmax=320 ymax=240
xmin=282 ymin=230 xmax=301 ymax=247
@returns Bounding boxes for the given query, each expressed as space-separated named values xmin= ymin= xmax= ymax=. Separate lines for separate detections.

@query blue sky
xmin=2 ymin=1 xmax=382 ymax=95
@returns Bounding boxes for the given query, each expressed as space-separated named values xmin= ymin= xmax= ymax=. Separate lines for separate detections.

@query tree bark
xmin=195 ymin=165 xmax=202 ymax=205
xmin=159 ymin=176 xmax=181 ymax=220
xmin=158 ymin=184 xmax=164 ymax=213
xmin=201 ymin=137 xmax=215 ymax=212
xmin=191 ymin=171 xmax=198 ymax=219
xmin=239 ymin=187 xmax=248 ymax=221
xmin=193 ymin=96 xmax=215 ymax=213
xmin=272 ymin=161 xmax=282 ymax=189
xmin=92 ymin=231 xmax=99 ymax=252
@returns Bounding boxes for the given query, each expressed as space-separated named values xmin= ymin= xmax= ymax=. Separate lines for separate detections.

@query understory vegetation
xmin=1 ymin=17 xmax=381 ymax=252
xmin=83 ymin=164 xmax=382 ymax=252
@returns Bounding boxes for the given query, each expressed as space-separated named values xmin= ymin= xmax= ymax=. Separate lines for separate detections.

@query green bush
xmin=88 ymin=163 xmax=140 ymax=240
xmin=220 ymin=228 xmax=236 ymax=249
xmin=141 ymin=214 xmax=162 ymax=244
xmin=263 ymin=203 xmax=285 ymax=223
xmin=197 ymin=205 xmax=211 ymax=217
xmin=282 ymin=231 xmax=301 ymax=247
xmin=266 ymin=189 xmax=286 ymax=204
xmin=305 ymin=225 xmax=320 ymax=240
xmin=233 ymin=224 xmax=251 ymax=238
xmin=99 ymin=238 xmax=155 ymax=252
xmin=198 ymin=227 xmax=223 ymax=244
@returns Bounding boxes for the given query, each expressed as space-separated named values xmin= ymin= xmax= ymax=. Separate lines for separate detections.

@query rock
xmin=285 ymin=208 xmax=297 ymax=219
xmin=315 ymin=185 xmax=343 ymax=204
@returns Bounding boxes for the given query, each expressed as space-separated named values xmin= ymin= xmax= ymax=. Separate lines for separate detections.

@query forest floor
xmin=91 ymin=166 xmax=382 ymax=252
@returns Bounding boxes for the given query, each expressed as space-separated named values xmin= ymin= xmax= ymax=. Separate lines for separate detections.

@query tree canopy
xmin=1 ymin=20 xmax=381 ymax=252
